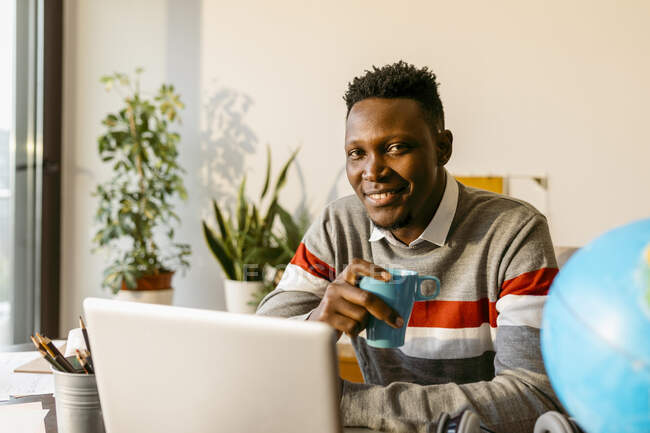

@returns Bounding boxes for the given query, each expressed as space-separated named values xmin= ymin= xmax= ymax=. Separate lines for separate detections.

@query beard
xmin=371 ymin=213 xmax=413 ymax=231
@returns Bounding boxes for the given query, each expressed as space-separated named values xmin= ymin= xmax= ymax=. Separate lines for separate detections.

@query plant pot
xmin=224 ymin=280 xmax=264 ymax=314
xmin=114 ymin=271 xmax=174 ymax=305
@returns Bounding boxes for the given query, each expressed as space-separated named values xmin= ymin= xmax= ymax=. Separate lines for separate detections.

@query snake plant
xmin=202 ymin=147 xmax=305 ymax=283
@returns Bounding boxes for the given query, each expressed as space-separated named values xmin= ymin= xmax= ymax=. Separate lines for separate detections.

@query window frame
xmin=9 ymin=0 xmax=62 ymax=344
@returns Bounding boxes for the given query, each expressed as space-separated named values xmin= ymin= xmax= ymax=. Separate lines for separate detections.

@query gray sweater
xmin=257 ymin=181 xmax=562 ymax=433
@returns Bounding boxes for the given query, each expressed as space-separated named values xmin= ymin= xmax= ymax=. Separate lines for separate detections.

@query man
xmin=257 ymin=61 xmax=561 ymax=433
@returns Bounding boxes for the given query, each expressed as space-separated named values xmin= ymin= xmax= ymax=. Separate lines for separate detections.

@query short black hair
xmin=343 ymin=61 xmax=445 ymax=131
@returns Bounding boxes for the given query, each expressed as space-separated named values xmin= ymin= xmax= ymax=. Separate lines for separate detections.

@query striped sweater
xmin=257 ymin=179 xmax=562 ymax=433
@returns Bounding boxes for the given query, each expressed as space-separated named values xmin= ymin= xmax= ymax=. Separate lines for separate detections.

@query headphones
xmin=435 ymin=409 xmax=584 ymax=433
xmin=436 ymin=410 xmax=495 ymax=433
xmin=534 ymin=411 xmax=585 ymax=433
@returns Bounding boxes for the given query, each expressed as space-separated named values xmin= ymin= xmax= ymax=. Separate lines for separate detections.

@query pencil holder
xmin=52 ymin=361 xmax=105 ymax=433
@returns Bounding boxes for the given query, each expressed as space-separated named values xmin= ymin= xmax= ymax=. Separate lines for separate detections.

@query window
xmin=0 ymin=0 xmax=62 ymax=346
xmin=0 ymin=0 xmax=16 ymax=345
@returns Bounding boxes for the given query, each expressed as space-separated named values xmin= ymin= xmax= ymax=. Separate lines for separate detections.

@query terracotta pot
xmin=115 ymin=271 xmax=174 ymax=305
xmin=120 ymin=271 xmax=174 ymax=291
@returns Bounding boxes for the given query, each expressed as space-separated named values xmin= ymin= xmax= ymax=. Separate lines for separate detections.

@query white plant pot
xmin=114 ymin=289 xmax=173 ymax=305
xmin=224 ymin=280 xmax=264 ymax=314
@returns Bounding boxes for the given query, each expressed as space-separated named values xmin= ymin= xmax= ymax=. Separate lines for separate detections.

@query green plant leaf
xmin=276 ymin=204 xmax=301 ymax=250
xmin=246 ymin=246 xmax=286 ymax=268
xmin=260 ymin=145 xmax=271 ymax=200
xmin=243 ymin=203 xmax=253 ymax=235
xmin=237 ymin=176 xmax=248 ymax=231
xmin=100 ymin=75 xmax=114 ymax=91
xmin=212 ymin=199 xmax=236 ymax=256
xmin=270 ymin=147 xmax=299 ymax=202
xmin=251 ymin=205 xmax=260 ymax=231
xmin=270 ymin=232 xmax=295 ymax=259
xmin=261 ymin=198 xmax=278 ymax=233
xmin=98 ymin=135 xmax=108 ymax=153
xmin=124 ymin=272 xmax=137 ymax=289
xmin=202 ymin=222 xmax=237 ymax=280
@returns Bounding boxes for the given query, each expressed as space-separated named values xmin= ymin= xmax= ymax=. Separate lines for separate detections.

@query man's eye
xmin=347 ymin=149 xmax=364 ymax=159
xmin=387 ymin=143 xmax=409 ymax=153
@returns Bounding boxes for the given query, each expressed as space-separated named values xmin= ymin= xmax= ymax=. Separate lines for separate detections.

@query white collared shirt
xmin=368 ymin=169 xmax=459 ymax=248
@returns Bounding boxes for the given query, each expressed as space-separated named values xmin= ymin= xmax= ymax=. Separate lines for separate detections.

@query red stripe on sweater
xmin=290 ymin=243 xmax=336 ymax=282
xmin=408 ymin=299 xmax=498 ymax=328
xmin=499 ymin=267 xmax=558 ymax=298
xmin=407 ymin=268 xmax=556 ymax=329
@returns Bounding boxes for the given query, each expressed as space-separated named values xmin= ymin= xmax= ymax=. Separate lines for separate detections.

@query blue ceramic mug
xmin=359 ymin=268 xmax=440 ymax=348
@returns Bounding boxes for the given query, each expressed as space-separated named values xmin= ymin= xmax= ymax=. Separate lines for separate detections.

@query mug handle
xmin=415 ymin=276 xmax=440 ymax=301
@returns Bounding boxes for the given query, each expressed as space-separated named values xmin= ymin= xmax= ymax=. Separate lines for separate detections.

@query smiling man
xmin=257 ymin=61 xmax=561 ymax=433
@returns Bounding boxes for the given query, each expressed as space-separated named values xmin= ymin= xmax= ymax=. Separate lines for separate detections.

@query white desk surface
xmin=0 ymin=345 xmax=63 ymax=401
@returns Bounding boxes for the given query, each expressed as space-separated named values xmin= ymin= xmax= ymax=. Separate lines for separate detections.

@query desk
xmin=0 ymin=394 xmax=57 ymax=432
xmin=3 ymin=346 xmax=377 ymax=433
xmin=337 ymin=341 xmax=364 ymax=383
xmin=0 ymin=349 xmax=58 ymax=432
xmin=0 ymin=350 xmax=56 ymax=400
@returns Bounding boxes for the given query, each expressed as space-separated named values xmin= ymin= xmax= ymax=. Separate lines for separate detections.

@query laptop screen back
xmin=83 ymin=298 xmax=342 ymax=433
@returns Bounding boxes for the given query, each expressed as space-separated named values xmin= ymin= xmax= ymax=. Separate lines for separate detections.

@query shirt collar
xmin=368 ymin=169 xmax=459 ymax=248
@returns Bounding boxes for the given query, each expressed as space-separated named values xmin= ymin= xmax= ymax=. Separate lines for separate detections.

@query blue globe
xmin=542 ymin=218 xmax=650 ymax=433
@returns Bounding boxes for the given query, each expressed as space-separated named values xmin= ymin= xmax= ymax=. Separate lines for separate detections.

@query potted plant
xmin=92 ymin=69 xmax=191 ymax=305
xmin=247 ymin=203 xmax=310 ymax=308
xmin=202 ymin=147 xmax=304 ymax=313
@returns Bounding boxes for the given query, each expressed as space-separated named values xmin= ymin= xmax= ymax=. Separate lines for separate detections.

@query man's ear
xmin=436 ymin=129 xmax=453 ymax=166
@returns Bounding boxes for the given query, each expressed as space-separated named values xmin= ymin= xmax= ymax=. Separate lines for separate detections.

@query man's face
xmin=345 ymin=97 xmax=451 ymax=231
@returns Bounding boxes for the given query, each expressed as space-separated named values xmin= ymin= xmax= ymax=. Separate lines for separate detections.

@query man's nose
xmin=361 ymin=154 xmax=389 ymax=182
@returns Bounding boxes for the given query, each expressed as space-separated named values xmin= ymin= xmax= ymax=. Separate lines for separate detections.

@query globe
xmin=542 ymin=218 xmax=650 ymax=433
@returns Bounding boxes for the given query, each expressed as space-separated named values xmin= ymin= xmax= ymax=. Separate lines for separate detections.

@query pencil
xmin=76 ymin=349 xmax=94 ymax=374
xmin=35 ymin=333 xmax=54 ymax=357
xmin=83 ymin=350 xmax=94 ymax=374
xmin=39 ymin=348 xmax=65 ymax=372
xmin=75 ymin=349 xmax=91 ymax=374
xmin=29 ymin=335 xmax=41 ymax=351
xmin=37 ymin=333 xmax=76 ymax=373
xmin=79 ymin=316 xmax=92 ymax=353
xmin=37 ymin=333 xmax=65 ymax=358
xmin=31 ymin=336 xmax=65 ymax=372
xmin=82 ymin=348 xmax=94 ymax=371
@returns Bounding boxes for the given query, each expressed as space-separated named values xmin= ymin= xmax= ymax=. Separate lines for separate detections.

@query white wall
xmin=60 ymin=0 xmax=650 ymax=335
xmin=60 ymin=0 xmax=170 ymax=333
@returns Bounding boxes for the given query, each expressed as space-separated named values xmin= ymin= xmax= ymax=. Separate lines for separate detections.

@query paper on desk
xmin=15 ymin=340 xmax=67 ymax=374
xmin=0 ymin=352 xmax=55 ymax=400
xmin=64 ymin=328 xmax=88 ymax=357
xmin=0 ymin=401 xmax=48 ymax=433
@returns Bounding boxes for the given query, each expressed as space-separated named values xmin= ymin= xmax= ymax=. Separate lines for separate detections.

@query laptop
xmin=84 ymin=298 xmax=372 ymax=433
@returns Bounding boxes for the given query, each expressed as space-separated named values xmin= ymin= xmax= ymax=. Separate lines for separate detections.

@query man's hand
xmin=308 ymin=258 xmax=404 ymax=339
